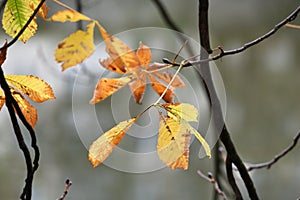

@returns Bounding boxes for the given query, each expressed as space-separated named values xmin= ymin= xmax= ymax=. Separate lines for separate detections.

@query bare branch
xmin=197 ymin=170 xmax=228 ymax=200
xmin=57 ymin=179 xmax=73 ymax=200
xmin=248 ymin=132 xmax=300 ymax=171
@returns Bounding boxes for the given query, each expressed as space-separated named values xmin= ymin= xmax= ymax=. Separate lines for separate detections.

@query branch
xmin=163 ymin=5 xmax=300 ymax=67
xmin=0 ymin=0 xmax=46 ymax=199
xmin=198 ymin=0 xmax=259 ymax=199
xmin=151 ymin=0 xmax=194 ymax=57
xmin=248 ymin=132 xmax=300 ymax=171
xmin=57 ymin=179 xmax=72 ymax=200
xmin=197 ymin=170 xmax=228 ymax=200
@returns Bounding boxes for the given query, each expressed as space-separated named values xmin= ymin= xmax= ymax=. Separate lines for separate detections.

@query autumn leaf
xmin=163 ymin=103 xmax=198 ymax=122
xmin=48 ymin=9 xmax=91 ymax=23
xmin=30 ymin=0 xmax=48 ymax=19
xmin=55 ymin=21 xmax=95 ymax=71
xmin=2 ymin=0 xmax=37 ymax=42
xmin=89 ymin=118 xmax=136 ymax=167
xmin=0 ymin=42 xmax=7 ymax=67
xmin=91 ymin=26 xmax=186 ymax=104
xmin=10 ymin=88 xmax=38 ymax=127
xmin=162 ymin=103 xmax=211 ymax=158
xmin=89 ymin=75 xmax=134 ymax=104
xmin=5 ymin=75 xmax=56 ymax=102
xmin=157 ymin=117 xmax=191 ymax=170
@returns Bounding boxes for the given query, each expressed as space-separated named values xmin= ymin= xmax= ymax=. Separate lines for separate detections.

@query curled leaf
xmin=89 ymin=118 xmax=136 ymax=167
xmin=5 ymin=75 xmax=55 ymax=103
xmin=11 ymin=88 xmax=37 ymax=127
xmin=56 ymin=21 xmax=95 ymax=71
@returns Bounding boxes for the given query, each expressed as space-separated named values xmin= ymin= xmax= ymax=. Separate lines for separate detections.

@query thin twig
xmin=197 ymin=170 xmax=228 ymax=200
xmin=164 ymin=6 xmax=300 ymax=68
xmin=248 ymin=132 xmax=300 ymax=171
xmin=151 ymin=0 xmax=195 ymax=57
xmin=57 ymin=179 xmax=72 ymax=200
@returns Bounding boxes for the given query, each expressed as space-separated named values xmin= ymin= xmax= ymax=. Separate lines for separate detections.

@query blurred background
xmin=0 ymin=0 xmax=299 ymax=199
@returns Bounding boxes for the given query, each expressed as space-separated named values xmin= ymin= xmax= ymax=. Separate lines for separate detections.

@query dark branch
xmin=0 ymin=0 xmax=46 ymax=199
xmin=0 ymin=66 xmax=33 ymax=199
xmin=248 ymin=132 xmax=300 ymax=171
xmin=198 ymin=0 xmax=259 ymax=199
xmin=197 ymin=170 xmax=228 ymax=200
xmin=57 ymin=179 xmax=72 ymax=200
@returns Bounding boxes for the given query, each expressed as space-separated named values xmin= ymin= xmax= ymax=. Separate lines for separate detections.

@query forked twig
xmin=248 ymin=132 xmax=300 ymax=171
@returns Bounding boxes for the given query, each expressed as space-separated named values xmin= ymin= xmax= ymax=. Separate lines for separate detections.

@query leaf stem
xmin=153 ymin=61 xmax=184 ymax=105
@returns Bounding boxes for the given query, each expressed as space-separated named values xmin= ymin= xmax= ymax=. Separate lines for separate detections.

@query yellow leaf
xmin=2 ymin=0 xmax=37 ymax=42
xmin=88 ymin=118 xmax=136 ymax=167
xmin=11 ymin=88 xmax=37 ymax=127
xmin=56 ymin=21 xmax=95 ymax=71
xmin=48 ymin=9 xmax=91 ymax=22
xmin=157 ymin=117 xmax=191 ymax=170
xmin=185 ymin=122 xmax=211 ymax=158
xmin=163 ymin=103 xmax=198 ymax=122
xmin=89 ymin=75 xmax=134 ymax=104
xmin=0 ymin=90 xmax=5 ymax=110
xmin=97 ymin=24 xmax=140 ymax=73
xmin=5 ymin=75 xmax=55 ymax=103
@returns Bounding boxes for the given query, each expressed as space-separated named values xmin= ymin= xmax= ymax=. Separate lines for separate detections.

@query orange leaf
xmin=30 ymin=0 xmax=48 ymax=19
xmin=11 ymin=88 xmax=37 ymax=127
xmin=97 ymin=24 xmax=140 ymax=73
xmin=157 ymin=117 xmax=191 ymax=170
xmin=153 ymin=71 xmax=186 ymax=88
xmin=148 ymin=74 xmax=174 ymax=103
xmin=89 ymin=75 xmax=134 ymax=104
xmin=129 ymin=72 xmax=146 ymax=104
xmin=89 ymin=118 xmax=136 ymax=167
xmin=136 ymin=42 xmax=151 ymax=68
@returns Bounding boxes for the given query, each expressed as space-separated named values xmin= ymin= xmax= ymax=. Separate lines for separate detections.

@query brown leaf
xmin=148 ymin=74 xmax=174 ymax=103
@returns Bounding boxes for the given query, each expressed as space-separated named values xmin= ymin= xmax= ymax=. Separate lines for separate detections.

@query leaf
xmin=153 ymin=71 xmax=186 ymax=88
xmin=5 ymin=75 xmax=55 ymax=103
xmin=157 ymin=117 xmax=191 ymax=170
xmin=30 ymin=0 xmax=48 ymax=19
xmin=0 ymin=90 xmax=5 ymax=110
xmin=148 ymin=74 xmax=174 ymax=103
xmin=89 ymin=75 xmax=134 ymax=104
xmin=2 ymin=0 xmax=37 ymax=42
xmin=128 ymin=72 xmax=146 ymax=104
xmin=10 ymin=88 xmax=37 ymax=127
xmin=163 ymin=103 xmax=198 ymax=122
xmin=48 ymin=9 xmax=91 ymax=22
xmin=136 ymin=41 xmax=151 ymax=68
xmin=88 ymin=118 xmax=136 ymax=167
xmin=55 ymin=21 xmax=95 ymax=71
xmin=97 ymin=24 xmax=140 ymax=73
